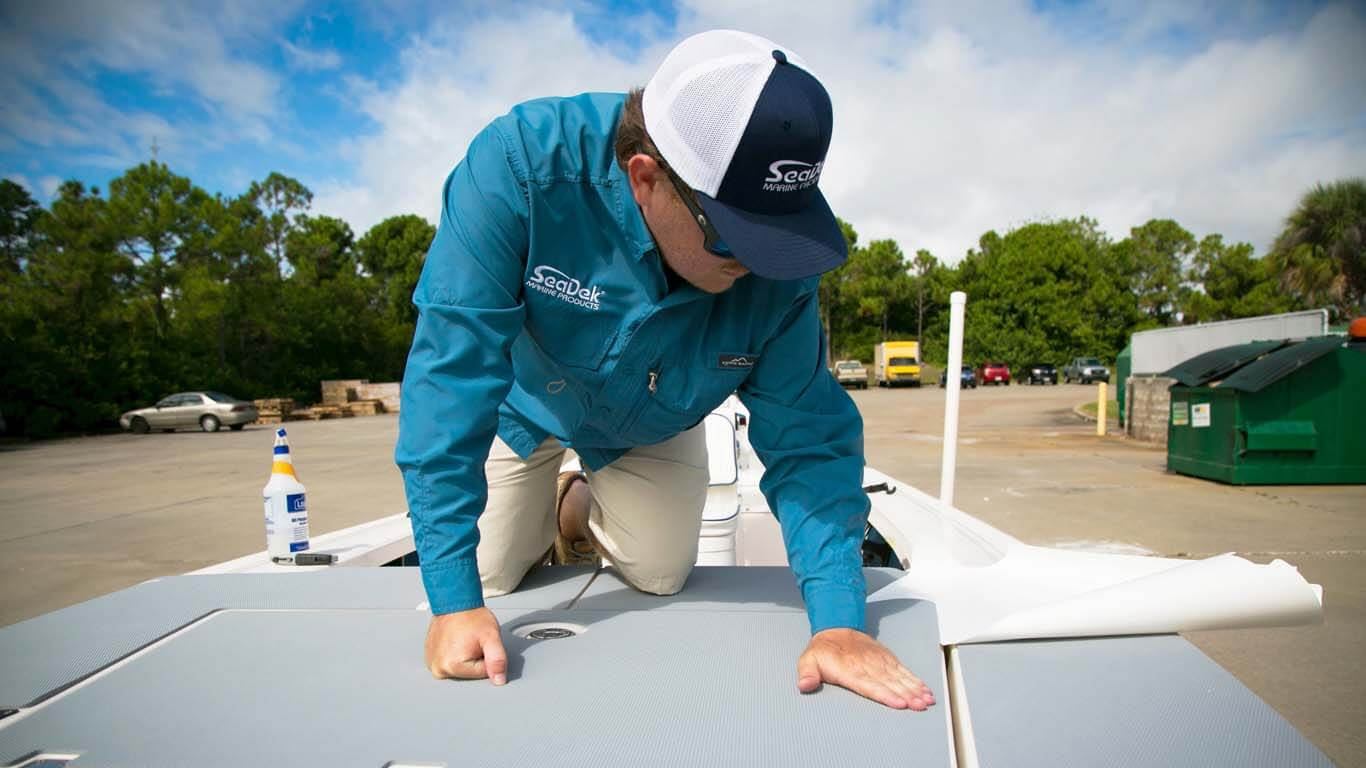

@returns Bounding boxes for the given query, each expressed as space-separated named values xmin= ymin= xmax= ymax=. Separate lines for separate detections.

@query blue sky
xmin=2 ymin=0 xmax=1363 ymax=262
xmin=2 ymin=2 xmax=403 ymax=200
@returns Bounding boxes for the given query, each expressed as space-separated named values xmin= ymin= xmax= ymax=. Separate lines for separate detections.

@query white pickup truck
xmin=831 ymin=359 xmax=869 ymax=389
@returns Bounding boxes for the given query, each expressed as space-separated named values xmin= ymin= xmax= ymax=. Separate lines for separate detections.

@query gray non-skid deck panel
xmin=0 ymin=603 xmax=950 ymax=768
xmin=577 ymin=565 xmax=903 ymax=613
xmin=0 ymin=566 xmax=594 ymax=708
xmin=957 ymin=635 xmax=1333 ymax=767
xmin=482 ymin=564 xmax=598 ymax=608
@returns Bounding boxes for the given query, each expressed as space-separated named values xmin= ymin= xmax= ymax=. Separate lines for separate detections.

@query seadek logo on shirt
xmin=526 ymin=265 xmax=606 ymax=311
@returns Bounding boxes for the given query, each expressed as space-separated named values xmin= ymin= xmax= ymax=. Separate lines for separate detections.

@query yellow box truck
xmin=874 ymin=341 xmax=921 ymax=387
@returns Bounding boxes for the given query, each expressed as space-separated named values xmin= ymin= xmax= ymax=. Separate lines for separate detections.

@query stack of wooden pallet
xmin=250 ymin=384 xmax=394 ymax=424
xmin=295 ymin=404 xmax=350 ymax=420
xmin=317 ymin=379 xmax=401 ymax=418
xmin=343 ymin=399 xmax=383 ymax=417
xmin=253 ymin=398 xmax=295 ymax=425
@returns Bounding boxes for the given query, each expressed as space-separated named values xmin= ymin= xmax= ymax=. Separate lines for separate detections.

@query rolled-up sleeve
xmin=395 ymin=123 xmax=529 ymax=615
xmin=739 ymin=289 xmax=869 ymax=634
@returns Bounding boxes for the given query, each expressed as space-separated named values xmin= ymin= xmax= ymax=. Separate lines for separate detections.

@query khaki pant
xmin=477 ymin=425 xmax=710 ymax=597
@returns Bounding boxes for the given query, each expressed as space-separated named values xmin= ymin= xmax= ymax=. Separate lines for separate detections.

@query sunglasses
xmin=657 ymin=159 xmax=733 ymax=258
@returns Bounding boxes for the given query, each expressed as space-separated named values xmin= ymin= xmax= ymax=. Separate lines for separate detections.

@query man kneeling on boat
xmin=395 ymin=29 xmax=934 ymax=712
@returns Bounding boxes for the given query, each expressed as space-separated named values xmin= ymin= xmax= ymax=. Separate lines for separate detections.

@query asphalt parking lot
xmin=1 ymin=383 xmax=1361 ymax=764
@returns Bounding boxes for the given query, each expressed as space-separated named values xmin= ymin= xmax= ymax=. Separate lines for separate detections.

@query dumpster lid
xmin=1219 ymin=336 xmax=1346 ymax=393
xmin=1163 ymin=340 xmax=1290 ymax=386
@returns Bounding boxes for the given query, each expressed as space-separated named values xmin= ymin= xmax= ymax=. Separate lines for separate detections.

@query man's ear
xmin=626 ymin=154 xmax=665 ymax=211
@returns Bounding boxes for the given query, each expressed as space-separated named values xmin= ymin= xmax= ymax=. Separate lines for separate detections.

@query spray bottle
xmin=264 ymin=427 xmax=310 ymax=561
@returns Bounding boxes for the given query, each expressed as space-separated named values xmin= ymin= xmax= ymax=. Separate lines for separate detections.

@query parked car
xmin=938 ymin=366 xmax=977 ymax=389
xmin=120 ymin=392 xmax=258 ymax=434
xmin=1063 ymin=357 xmax=1110 ymax=384
xmin=1025 ymin=362 xmax=1058 ymax=385
xmin=976 ymin=361 xmax=1011 ymax=386
xmin=831 ymin=359 xmax=869 ymax=389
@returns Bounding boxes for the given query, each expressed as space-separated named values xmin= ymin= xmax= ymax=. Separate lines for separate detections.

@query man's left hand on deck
xmin=796 ymin=628 xmax=936 ymax=711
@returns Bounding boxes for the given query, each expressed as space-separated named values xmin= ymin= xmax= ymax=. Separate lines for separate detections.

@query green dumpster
xmin=1116 ymin=344 xmax=1131 ymax=427
xmin=1165 ymin=336 xmax=1366 ymax=485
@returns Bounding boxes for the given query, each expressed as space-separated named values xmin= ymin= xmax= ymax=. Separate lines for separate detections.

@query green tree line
xmin=823 ymin=180 xmax=1365 ymax=370
xmin=1 ymin=165 xmax=433 ymax=437
xmin=1 ymin=164 xmax=1362 ymax=438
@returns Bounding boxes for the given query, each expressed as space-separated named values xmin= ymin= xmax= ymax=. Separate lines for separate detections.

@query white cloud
xmin=38 ymin=176 xmax=62 ymax=199
xmin=0 ymin=0 xmax=298 ymax=167
xmin=311 ymin=1 xmax=1366 ymax=262
xmin=282 ymin=39 xmax=343 ymax=71
xmin=313 ymin=7 xmax=653 ymax=235
xmin=6 ymin=172 xmax=81 ymax=202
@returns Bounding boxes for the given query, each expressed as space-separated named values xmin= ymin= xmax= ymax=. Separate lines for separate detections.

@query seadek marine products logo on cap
xmin=763 ymin=160 xmax=824 ymax=192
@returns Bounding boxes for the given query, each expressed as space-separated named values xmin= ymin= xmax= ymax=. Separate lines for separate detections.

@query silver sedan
xmin=119 ymin=392 xmax=258 ymax=433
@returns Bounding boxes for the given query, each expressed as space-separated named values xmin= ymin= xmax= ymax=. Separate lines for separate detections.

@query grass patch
xmin=1080 ymin=399 xmax=1121 ymax=421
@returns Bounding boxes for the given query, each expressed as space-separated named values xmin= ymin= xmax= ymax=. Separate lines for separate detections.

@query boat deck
xmin=0 ymin=567 xmax=1330 ymax=767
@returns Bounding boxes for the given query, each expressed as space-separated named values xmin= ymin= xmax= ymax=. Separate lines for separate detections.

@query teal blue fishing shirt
xmin=395 ymin=92 xmax=870 ymax=634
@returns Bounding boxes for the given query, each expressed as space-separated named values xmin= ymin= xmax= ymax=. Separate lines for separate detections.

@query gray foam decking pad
xmin=956 ymin=635 xmax=1333 ymax=767
xmin=0 ymin=603 xmax=950 ymax=768
xmin=0 ymin=567 xmax=595 ymax=708
xmin=578 ymin=566 xmax=902 ymax=613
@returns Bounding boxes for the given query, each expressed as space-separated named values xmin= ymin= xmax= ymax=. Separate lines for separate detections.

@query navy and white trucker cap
xmin=643 ymin=29 xmax=847 ymax=280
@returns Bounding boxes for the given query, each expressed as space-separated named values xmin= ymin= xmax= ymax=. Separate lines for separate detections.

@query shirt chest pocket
xmin=523 ymin=292 xmax=619 ymax=371
xmin=632 ymin=353 xmax=757 ymax=435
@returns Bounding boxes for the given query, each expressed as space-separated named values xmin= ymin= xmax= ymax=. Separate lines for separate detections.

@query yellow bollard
xmin=1097 ymin=382 xmax=1107 ymax=436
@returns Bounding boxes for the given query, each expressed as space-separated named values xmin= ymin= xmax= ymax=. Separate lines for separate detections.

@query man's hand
xmin=425 ymin=606 xmax=508 ymax=685
xmin=796 ymin=628 xmax=936 ymax=710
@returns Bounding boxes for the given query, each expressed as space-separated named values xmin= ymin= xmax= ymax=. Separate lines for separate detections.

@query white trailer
xmin=1130 ymin=309 xmax=1329 ymax=375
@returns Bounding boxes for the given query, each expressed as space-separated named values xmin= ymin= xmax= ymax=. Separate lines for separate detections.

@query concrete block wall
xmin=1126 ymin=376 xmax=1176 ymax=445
xmin=321 ymin=379 xmax=366 ymax=406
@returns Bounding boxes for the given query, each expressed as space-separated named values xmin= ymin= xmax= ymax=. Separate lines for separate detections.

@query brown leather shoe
xmin=552 ymin=471 xmax=599 ymax=566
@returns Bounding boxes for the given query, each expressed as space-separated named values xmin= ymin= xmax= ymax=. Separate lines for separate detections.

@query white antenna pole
xmin=940 ymin=291 xmax=967 ymax=507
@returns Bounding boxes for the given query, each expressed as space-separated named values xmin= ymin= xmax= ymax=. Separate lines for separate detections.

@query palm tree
xmin=1270 ymin=179 xmax=1366 ymax=319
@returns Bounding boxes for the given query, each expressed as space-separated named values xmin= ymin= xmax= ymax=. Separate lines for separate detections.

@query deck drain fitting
xmin=510 ymin=622 xmax=586 ymax=640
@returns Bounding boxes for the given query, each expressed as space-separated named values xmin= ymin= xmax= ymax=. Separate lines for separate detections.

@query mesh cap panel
xmin=663 ymin=61 xmax=769 ymax=193
xmin=646 ymin=30 xmax=772 ymax=101
xmin=644 ymin=30 xmax=809 ymax=196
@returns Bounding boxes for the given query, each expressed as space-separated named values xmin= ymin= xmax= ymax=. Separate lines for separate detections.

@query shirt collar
xmin=613 ymin=158 xmax=657 ymax=261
